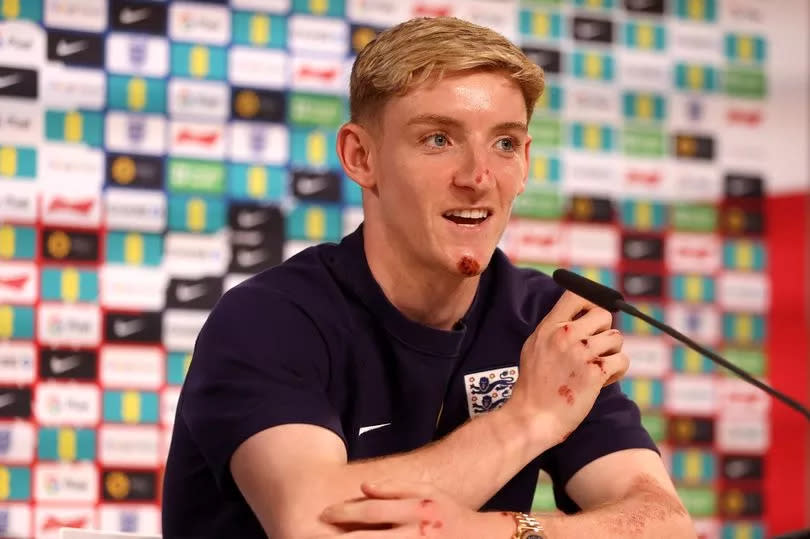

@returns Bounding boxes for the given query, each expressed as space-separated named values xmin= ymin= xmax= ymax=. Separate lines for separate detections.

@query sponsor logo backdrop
xmin=0 ymin=0 xmax=782 ymax=536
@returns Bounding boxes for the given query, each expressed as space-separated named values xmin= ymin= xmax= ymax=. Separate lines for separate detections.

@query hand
xmin=503 ymin=290 xmax=629 ymax=445
xmin=314 ymin=480 xmax=515 ymax=538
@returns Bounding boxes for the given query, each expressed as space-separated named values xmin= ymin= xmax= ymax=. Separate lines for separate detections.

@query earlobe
xmin=337 ymin=123 xmax=376 ymax=190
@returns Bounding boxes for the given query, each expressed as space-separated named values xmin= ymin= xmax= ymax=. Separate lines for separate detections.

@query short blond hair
xmin=350 ymin=17 xmax=545 ymax=126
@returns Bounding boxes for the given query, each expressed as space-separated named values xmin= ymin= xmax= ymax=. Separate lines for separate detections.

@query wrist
xmin=473 ymin=510 xmax=518 ymax=539
xmin=495 ymin=402 xmax=561 ymax=457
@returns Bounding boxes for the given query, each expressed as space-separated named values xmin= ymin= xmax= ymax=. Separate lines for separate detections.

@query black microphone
xmin=552 ymin=268 xmax=810 ymax=422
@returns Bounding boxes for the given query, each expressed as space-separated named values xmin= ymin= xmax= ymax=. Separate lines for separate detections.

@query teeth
xmin=444 ymin=209 xmax=488 ymax=219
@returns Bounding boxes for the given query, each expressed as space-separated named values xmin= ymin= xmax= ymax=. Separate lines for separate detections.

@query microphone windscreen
xmin=552 ymin=269 xmax=625 ymax=312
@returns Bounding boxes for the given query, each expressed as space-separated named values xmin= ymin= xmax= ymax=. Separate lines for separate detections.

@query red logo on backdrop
xmin=43 ymin=516 xmax=90 ymax=531
xmin=627 ymin=171 xmax=661 ymax=185
xmin=521 ymin=234 xmax=556 ymax=247
xmin=678 ymin=247 xmax=710 ymax=259
xmin=0 ymin=275 xmax=29 ymax=289
xmin=727 ymin=109 xmax=762 ymax=126
xmin=297 ymin=66 xmax=338 ymax=82
xmin=49 ymin=198 xmax=94 ymax=215
xmin=175 ymin=130 xmax=220 ymax=146
xmin=412 ymin=3 xmax=451 ymax=17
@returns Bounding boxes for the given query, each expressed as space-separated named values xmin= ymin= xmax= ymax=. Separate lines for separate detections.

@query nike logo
xmin=627 ymin=0 xmax=655 ymax=8
xmin=0 ymin=74 xmax=22 ymax=89
xmin=50 ymin=356 xmax=80 ymax=375
xmin=237 ymin=211 xmax=268 ymax=228
xmin=236 ymin=249 xmax=268 ymax=268
xmin=56 ymin=39 xmax=88 ymax=57
xmin=0 ymin=393 xmax=15 ymax=408
xmin=113 ymin=319 xmax=145 ymax=338
xmin=119 ymin=7 xmax=151 ymax=25
xmin=358 ymin=422 xmax=391 ymax=437
xmin=296 ymin=177 xmax=328 ymax=196
xmin=176 ymin=284 xmax=207 ymax=303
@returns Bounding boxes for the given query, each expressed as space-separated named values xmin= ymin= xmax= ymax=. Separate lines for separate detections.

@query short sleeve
xmin=178 ymin=282 xmax=345 ymax=490
xmin=543 ymin=383 xmax=659 ymax=513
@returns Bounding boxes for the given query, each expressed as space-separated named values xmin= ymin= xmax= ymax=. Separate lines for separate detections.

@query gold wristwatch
xmin=510 ymin=512 xmax=546 ymax=539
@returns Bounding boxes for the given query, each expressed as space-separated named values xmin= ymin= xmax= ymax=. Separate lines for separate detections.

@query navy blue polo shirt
xmin=162 ymin=225 xmax=657 ymax=538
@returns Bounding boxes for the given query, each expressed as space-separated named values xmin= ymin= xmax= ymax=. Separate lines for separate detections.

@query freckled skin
xmin=457 ymin=256 xmax=480 ymax=276
xmin=557 ymin=385 xmax=574 ymax=405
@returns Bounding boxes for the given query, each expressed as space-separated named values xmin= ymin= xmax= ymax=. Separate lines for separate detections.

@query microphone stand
xmin=616 ymin=300 xmax=810 ymax=539
xmin=617 ymin=300 xmax=810 ymax=421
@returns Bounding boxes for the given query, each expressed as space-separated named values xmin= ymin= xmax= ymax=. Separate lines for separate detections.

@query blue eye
xmin=426 ymin=134 xmax=448 ymax=147
xmin=498 ymin=138 xmax=515 ymax=151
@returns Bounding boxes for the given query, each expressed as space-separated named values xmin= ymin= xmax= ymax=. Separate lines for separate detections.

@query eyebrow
xmin=405 ymin=113 xmax=527 ymax=133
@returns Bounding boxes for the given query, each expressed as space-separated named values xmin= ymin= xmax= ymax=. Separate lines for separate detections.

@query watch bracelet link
xmin=510 ymin=511 xmax=546 ymax=539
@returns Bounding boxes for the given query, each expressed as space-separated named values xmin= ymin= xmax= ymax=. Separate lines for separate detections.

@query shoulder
xmin=487 ymin=249 xmax=565 ymax=328
xmin=202 ymin=243 xmax=352 ymax=346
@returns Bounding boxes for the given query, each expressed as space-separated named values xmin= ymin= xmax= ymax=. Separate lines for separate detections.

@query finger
xmin=321 ymin=498 xmax=421 ymax=526
xmin=544 ymin=290 xmax=598 ymax=325
xmin=581 ymin=328 xmax=622 ymax=357
xmin=568 ymin=307 xmax=613 ymax=339
xmin=588 ymin=352 xmax=629 ymax=386
xmin=361 ymin=480 xmax=435 ymax=501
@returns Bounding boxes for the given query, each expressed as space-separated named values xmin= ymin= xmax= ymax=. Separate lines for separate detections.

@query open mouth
xmin=442 ymin=208 xmax=491 ymax=226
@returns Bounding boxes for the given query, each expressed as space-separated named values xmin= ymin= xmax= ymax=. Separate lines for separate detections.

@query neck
xmin=363 ymin=225 xmax=480 ymax=331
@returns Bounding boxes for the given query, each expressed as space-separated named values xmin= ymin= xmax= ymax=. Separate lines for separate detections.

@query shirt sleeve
xmin=542 ymin=382 xmax=660 ymax=513
xmin=178 ymin=281 xmax=345 ymax=490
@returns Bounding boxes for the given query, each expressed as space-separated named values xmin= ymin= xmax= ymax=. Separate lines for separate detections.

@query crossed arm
xmin=231 ymin=410 xmax=694 ymax=538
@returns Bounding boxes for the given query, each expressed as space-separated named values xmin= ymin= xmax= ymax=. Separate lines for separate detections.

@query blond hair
xmin=350 ymin=17 xmax=545 ymax=126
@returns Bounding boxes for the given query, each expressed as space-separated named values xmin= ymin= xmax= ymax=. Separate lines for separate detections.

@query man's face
xmin=368 ymin=70 xmax=531 ymax=277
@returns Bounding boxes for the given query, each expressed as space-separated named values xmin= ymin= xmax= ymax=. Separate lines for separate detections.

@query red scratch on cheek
xmin=557 ymin=385 xmax=574 ymax=405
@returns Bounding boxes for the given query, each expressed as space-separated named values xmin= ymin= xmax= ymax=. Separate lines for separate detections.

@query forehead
xmin=383 ymin=70 xmax=527 ymax=125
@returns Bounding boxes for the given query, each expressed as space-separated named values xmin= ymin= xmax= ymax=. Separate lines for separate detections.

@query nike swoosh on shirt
xmin=358 ymin=422 xmax=392 ymax=437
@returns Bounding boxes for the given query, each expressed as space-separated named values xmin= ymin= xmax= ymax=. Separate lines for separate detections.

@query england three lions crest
xmin=464 ymin=366 xmax=519 ymax=418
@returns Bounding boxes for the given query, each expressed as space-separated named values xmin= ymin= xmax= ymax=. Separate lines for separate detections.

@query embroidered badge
xmin=464 ymin=366 xmax=519 ymax=417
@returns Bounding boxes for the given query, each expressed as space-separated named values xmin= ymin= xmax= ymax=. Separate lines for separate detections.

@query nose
xmin=452 ymin=147 xmax=493 ymax=192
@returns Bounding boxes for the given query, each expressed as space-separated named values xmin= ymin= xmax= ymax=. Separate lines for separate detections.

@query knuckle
xmin=550 ymin=326 xmax=570 ymax=352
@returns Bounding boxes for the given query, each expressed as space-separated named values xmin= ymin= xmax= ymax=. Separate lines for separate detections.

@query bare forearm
xmin=534 ymin=489 xmax=695 ymax=539
xmin=339 ymin=407 xmax=557 ymax=509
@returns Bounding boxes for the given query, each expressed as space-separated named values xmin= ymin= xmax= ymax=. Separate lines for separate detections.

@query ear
xmin=336 ymin=122 xmax=377 ymax=190
xmin=517 ymin=134 xmax=532 ymax=195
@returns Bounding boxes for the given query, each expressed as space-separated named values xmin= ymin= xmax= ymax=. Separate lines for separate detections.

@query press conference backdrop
xmin=0 ymin=0 xmax=809 ymax=537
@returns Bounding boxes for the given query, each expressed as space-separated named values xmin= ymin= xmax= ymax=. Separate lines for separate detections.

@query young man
xmin=162 ymin=16 xmax=694 ymax=539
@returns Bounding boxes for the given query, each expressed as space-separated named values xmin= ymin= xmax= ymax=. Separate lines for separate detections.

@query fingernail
xmin=364 ymin=481 xmax=378 ymax=490
xmin=320 ymin=507 xmax=335 ymax=521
